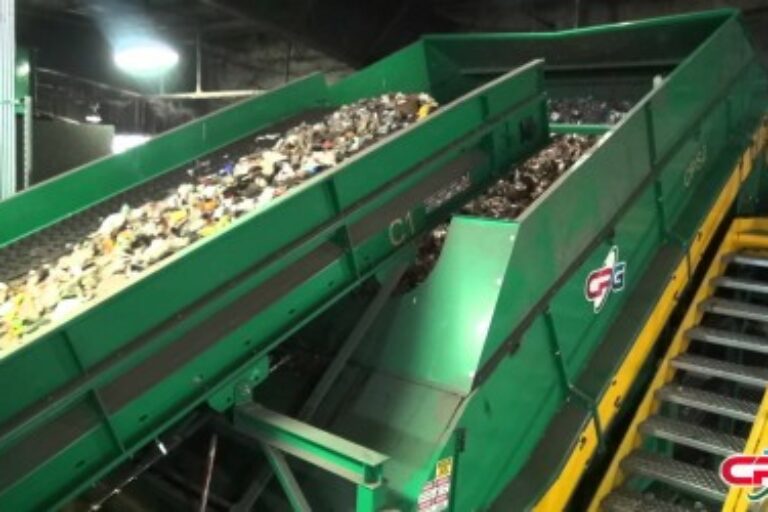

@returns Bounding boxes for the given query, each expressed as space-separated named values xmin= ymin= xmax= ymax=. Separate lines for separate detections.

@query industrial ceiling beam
xmin=200 ymin=0 xmax=350 ymax=64
xmin=201 ymin=0 xmax=455 ymax=66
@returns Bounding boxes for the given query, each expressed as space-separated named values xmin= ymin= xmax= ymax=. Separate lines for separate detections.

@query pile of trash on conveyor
xmin=549 ymin=96 xmax=632 ymax=125
xmin=401 ymin=134 xmax=597 ymax=289
xmin=0 ymin=93 xmax=439 ymax=351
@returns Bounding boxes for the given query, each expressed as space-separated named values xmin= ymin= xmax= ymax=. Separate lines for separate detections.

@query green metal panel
xmin=423 ymin=9 xmax=729 ymax=65
xmin=478 ymin=101 xmax=651 ymax=371
xmin=471 ymin=13 xmax=767 ymax=510
xmin=356 ymin=218 xmax=519 ymax=393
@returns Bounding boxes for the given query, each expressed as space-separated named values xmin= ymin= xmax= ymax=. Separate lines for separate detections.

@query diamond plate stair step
xmin=601 ymin=489 xmax=701 ymax=512
xmin=671 ymin=353 xmax=768 ymax=388
xmin=699 ymin=297 xmax=768 ymax=323
xmin=726 ymin=252 xmax=768 ymax=269
xmin=620 ymin=451 xmax=727 ymax=502
xmin=657 ymin=384 xmax=758 ymax=422
xmin=712 ymin=276 xmax=768 ymax=295
xmin=639 ymin=415 xmax=745 ymax=457
xmin=687 ymin=326 xmax=768 ymax=354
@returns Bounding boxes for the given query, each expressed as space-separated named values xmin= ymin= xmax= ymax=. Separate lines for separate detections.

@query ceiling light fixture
xmin=85 ymin=103 xmax=102 ymax=124
xmin=114 ymin=40 xmax=179 ymax=77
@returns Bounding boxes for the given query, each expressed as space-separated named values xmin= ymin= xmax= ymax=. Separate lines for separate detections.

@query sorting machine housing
xmin=0 ymin=9 xmax=766 ymax=511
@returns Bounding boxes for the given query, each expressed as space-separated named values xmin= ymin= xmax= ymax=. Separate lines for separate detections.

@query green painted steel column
xmin=355 ymin=484 xmax=384 ymax=512
xmin=16 ymin=49 xmax=31 ymax=191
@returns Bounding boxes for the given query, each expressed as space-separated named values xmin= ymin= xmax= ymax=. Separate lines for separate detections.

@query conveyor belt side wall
xmin=423 ymin=9 xmax=730 ymax=72
xmin=480 ymin=13 xmax=768 ymax=511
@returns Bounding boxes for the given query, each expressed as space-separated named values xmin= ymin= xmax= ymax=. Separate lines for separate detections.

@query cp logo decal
xmin=585 ymin=246 xmax=626 ymax=313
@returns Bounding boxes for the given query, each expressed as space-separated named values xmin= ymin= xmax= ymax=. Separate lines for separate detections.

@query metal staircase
xmin=590 ymin=219 xmax=768 ymax=512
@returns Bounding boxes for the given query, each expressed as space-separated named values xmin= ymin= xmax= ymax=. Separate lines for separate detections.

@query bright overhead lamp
xmin=16 ymin=62 xmax=29 ymax=77
xmin=85 ymin=104 xmax=101 ymax=124
xmin=112 ymin=134 xmax=150 ymax=154
xmin=114 ymin=40 xmax=179 ymax=76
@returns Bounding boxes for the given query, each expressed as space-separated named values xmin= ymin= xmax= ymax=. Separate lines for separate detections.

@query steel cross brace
xmin=233 ymin=403 xmax=389 ymax=511
xmin=261 ymin=444 xmax=311 ymax=512
xmin=232 ymin=262 xmax=406 ymax=511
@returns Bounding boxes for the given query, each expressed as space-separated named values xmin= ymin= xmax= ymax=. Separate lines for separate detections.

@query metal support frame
xmin=299 ymin=263 xmax=407 ymax=420
xmin=196 ymin=29 xmax=203 ymax=95
xmin=543 ymin=308 xmax=606 ymax=454
xmin=22 ymin=95 xmax=31 ymax=190
xmin=199 ymin=433 xmax=218 ymax=512
xmin=152 ymin=28 xmax=263 ymax=101
xmin=550 ymin=123 xmax=611 ymax=135
xmin=88 ymin=412 xmax=210 ymax=511
xmin=0 ymin=0 xmax=15 ymax=199
xmin=234 ymin=404 xmax=389 ymax=511
xmin=233 ymin=264 xmax=406 ymax=510
xmin=261 ymin=444 xmax=311 ymax=512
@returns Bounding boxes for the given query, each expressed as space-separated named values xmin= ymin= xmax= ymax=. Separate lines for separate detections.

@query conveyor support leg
xmin=233 ymin=264 xmax=405 ymax=510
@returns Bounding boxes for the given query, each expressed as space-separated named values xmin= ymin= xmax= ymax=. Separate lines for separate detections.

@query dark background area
xmin=17 ymin=0 xmax=768 ymax=133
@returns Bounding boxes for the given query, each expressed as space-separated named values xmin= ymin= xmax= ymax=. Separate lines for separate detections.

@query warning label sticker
xmin=418 ymin=457 xmax=453 ymax=512
xmin=435 ymin=457 xmax=453 ymax=479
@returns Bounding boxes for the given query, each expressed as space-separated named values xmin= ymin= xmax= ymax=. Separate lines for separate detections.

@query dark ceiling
xmin=18 ymin=0 xmax=459 ymax=89
xmin=21 ymin=0 xmax=768 ymax=90
xmin=18 ymin=0 xmax=768 ymax=133
xmin=17 ymin=0 xmax=470 ymax=131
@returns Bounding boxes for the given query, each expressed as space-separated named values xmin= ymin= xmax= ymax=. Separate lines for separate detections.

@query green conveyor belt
xmin=1 ymin=8 xmax=767 ymax=512
xmin=0 ymin=44 xmax=547 ymax=511
xmin=0 ymin=110 xmax=330 ymax=285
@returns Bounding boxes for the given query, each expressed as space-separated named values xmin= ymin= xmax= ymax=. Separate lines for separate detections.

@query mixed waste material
xmin=0 ymin=93 xmax=438 ymax=351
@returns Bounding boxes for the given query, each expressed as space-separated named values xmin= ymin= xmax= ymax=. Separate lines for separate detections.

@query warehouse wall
xmin=201 ymin=36 xmax=351 ymax=92
xmin=442 ymin=0 xmax=768 ymax=66
xmin=23 ymin=0 xmax=767 ymax=135
xmin=208 ymin=1 xmax=768 ymax=92
xmin=30 ymin=34 xmax=351 ymax=133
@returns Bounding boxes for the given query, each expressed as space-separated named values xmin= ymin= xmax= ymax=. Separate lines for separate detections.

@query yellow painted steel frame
xmin=534 ymin=120 xmax=768 ymax=512
xmin=724 ymin=233 xmax=768 ymax=512
xmin=587 ymin=217 xmax=768 ymax=512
